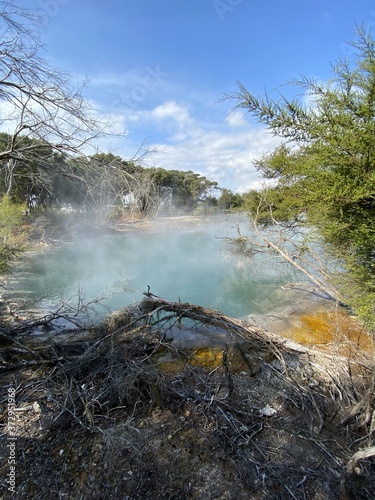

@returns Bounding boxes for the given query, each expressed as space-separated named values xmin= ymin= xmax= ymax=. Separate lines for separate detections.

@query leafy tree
xmin=225 ymin=26 xmax=375 ymax=328
xmin=0 ymin=133 xmax=62 ymax=205
xmin=217 ymin=188 xmax=244 ymax=210
xmin=151 ymin=168 xmax=218 ymax=212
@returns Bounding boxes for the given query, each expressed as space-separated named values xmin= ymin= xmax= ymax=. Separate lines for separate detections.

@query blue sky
xmin=9 ymin=0 xmax=375 ymax=192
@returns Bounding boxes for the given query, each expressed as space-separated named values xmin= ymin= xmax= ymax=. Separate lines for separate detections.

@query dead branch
xmin=251 ymin=198 xmax=342 ymax=303
xmin=1 ymin=292 xmax=374 ymax=498
xmin=0 ymin=357 xmax=61 ymax=372
xmin=141 ymin=292 xmax=309 ymax=354
xmin=347 ymin=446 xmax=375 ymax=474
xmin=0 ymin=330 xmax=44 ymax=357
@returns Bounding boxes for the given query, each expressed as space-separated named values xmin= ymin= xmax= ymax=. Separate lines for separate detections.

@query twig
xmin=346 ymin=446 xmax=375 ymax=474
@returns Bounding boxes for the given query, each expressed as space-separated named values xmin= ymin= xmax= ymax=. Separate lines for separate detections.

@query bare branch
xmin=0 ymin=2 xmax=120 ymax=197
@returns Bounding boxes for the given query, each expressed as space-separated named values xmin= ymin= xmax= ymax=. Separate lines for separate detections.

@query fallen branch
xmin=0 ymin=330 xmax=45 ymax=358
xmin=141 ymin=292 xmax=309 ymax=353
xmin=0 ymin=358 xmax=61 ymax=372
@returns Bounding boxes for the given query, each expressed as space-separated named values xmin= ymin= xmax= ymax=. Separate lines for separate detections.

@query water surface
xmin=14 ymin=216 xmax=301 ymax=321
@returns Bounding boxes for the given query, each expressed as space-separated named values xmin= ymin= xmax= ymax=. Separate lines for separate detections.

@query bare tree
xmin=0 ymin=1 xmax=114 ymax=196
xmin=226 ymin=194 xmax=343 ymax=304
xmin=83 ymin=154 xmax=160 ymax=223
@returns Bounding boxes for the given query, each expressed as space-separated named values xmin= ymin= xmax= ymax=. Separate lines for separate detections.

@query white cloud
xmin=145 ymin=126 xmax=280 ymax=193
xmin=1 ymin=65 xmax=281 ymax=194
xmin=152 ymin=101 xmax=189 ymax=120
xmin=0 ymin=100 xmax=18 ymax=134
xmin=87 ymin=88 xmax=282 ymax=192
xmin=224 ymin=110 xmax=248 ymax=128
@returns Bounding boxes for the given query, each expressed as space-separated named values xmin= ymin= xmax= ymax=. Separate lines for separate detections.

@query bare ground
xmin=1 ymin=297 xmax=375 ymax=499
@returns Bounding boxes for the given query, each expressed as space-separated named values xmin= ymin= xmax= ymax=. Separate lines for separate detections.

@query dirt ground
xmin=1 ymin=297 xmax=375 ymax=499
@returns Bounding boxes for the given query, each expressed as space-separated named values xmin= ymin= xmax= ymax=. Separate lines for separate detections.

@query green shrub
xmin=0 ymin=196 xmax=26 ymax=274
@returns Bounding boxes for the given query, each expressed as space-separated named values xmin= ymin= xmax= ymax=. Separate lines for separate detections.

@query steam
xmin=14 ymin=214 xmax=299 ymax=321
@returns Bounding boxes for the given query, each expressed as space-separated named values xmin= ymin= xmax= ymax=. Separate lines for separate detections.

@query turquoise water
xmin=14 ymin=216 xmax=300 ymax=321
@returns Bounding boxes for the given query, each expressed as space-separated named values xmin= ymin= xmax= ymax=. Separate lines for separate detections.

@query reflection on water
xmin=13 ymin=215 xmax=301 ymax=320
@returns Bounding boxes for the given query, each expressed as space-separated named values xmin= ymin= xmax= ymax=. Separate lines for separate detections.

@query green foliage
xmin=217 ymin=188 xmax=244 ymax=210
xmin=0 ymin=196 xmax=26 ymax=274
xmin=0 ymin=133 xmax=63 ymax=204
xmin=230 ymin=26 xmax=375 ymax=328
xmin=0 ymin=129 xmax=222 ymax=219
xmin=150 ymin=168 xmax=218 ymax=212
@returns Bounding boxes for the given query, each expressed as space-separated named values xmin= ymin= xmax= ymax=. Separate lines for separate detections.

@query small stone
xmin=33 ymin=402 xmax=42 ymax=414
xmin=260 ymin=404 xmax=277 ymax=417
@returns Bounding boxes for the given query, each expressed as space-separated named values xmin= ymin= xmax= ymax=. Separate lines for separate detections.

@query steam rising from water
xmin=15 ymin=215 xmax=301 ymax=321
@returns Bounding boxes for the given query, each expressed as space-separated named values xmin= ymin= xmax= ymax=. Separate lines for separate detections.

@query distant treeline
xmin=0 ymin=133 xmax=245 ymax=215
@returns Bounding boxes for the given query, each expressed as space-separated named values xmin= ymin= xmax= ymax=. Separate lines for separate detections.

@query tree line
xmin=0 ymin=2 xmax=245 ymax=276
xmin=0 ymin=137 xmax=227 ymax=216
